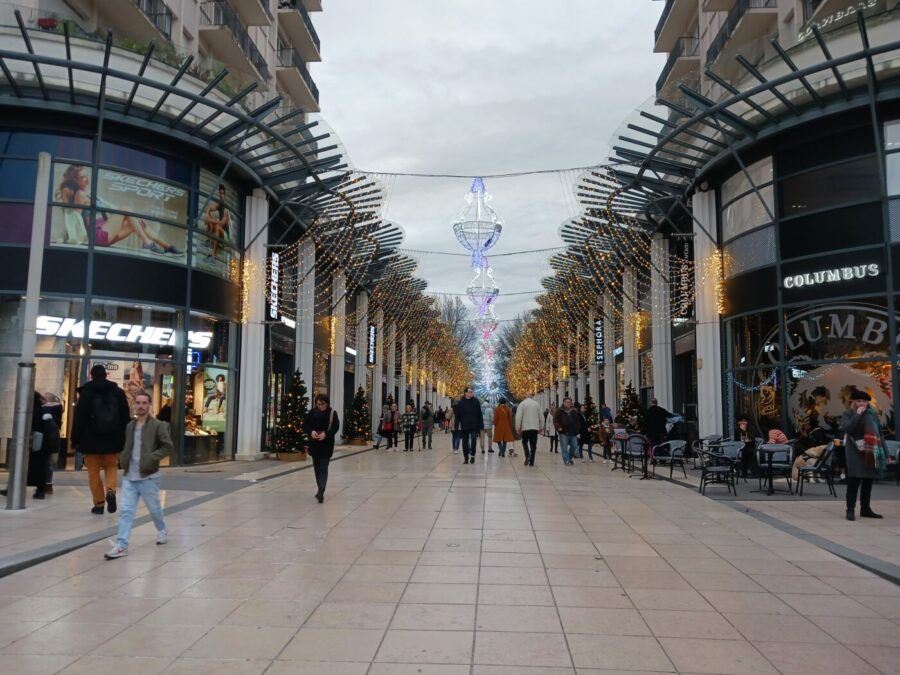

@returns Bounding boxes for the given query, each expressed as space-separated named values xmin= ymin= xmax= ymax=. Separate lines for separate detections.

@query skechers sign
xmin=367 ymin=324 xmax=377 ymax=366
xmin=783 ymin=264 xmax=880 ymax=289
xmin=36 ymin=316 xmax=212 ymax=349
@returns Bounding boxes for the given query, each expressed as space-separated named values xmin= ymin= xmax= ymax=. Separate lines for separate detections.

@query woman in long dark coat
xmin=303 ymin=393 xmax=340 ymax=503
xmin=840 ymin=390 xmax=886 ymax=521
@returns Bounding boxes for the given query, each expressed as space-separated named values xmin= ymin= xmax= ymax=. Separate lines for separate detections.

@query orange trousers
xmin=83 ymin=453 xmax=119 ymax=505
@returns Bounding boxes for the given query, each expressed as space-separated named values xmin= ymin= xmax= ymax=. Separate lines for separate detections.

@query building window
xmin=721 ymin=186 xmax=774 ymax=242
xmin=720 ymin=157 xmax=773 ymax=206
xmin=778 ymin=155 xmax=881 ymax=216
xmin=724 ymin=226 xmax=776 ymax=278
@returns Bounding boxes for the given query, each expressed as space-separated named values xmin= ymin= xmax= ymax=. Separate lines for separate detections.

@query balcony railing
xmin=803 ymin=0 xmax=825 ymax=23
xmin=200 ymin=1 xmax=270 ymax=81
xmin=277 ymin=47 xmax=319 ymax=103
xmin=654 ymin=0 xmax=677 ymax=43
xmin=278 ymin=0 xmax=321 ymax=52
xmin=706 ymin=0 xmax=776 ymax=65
xmin=656 ymin=36 xmax=700 ymax=93
xmin=132 ymin=0 xmax=172 ymax=39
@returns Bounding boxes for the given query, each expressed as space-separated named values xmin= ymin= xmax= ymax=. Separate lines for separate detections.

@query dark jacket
xmin=554 ymin=406 xmax=580 ymax=436
xmin=71 ymin=379 xmax=130 ymax=455
xmin=840 ymin=408 xmax=884 ymax=479
xmin=599 ymin=406 xmax=613 ymax=423
xmin=455 ymin=396 xmax=484 ymax=431
xmin=304 ymin=407 xmax=340 ymax=459
xmin=120 ymin=417 xmax=173 ymax=478
xmin=644 ymin=404 xmax=671 ymax=443
xmin=27 ymin=393 xmax=56 ymax=487
xmin=578 ymin=412 xmax=592 ymax=444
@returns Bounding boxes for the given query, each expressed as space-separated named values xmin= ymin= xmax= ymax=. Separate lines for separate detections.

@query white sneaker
xmin=105 ymin=543 xmax=127 ymax=559
xmin=157 ymin=529 xmax=168 ymax=545
xmin=453 ymin=449 xmax=460 ymax=454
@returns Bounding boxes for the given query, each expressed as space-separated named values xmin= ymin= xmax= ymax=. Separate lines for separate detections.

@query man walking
xmin=515 ymin=391 xmax=542 ymax=467
xmin=456 ymin=386 xmax=483 ymax=465
xmin=554 ymin=397 xmax=581 ymax=466
xmin=599 ymin=402 xmax=613 ymax=424
xmin=420 ymin=402 xmax=434 ymax=450
xmin=72 ymin=365 xmax=130 ymax=514
xmin=105 ymin=391 xmax=172 ymax=559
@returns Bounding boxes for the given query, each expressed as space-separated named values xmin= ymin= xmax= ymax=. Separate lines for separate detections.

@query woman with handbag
xmin=840 ymin=390 xmax=887 ymax=521
xmin=374 ymin=404 xmax=390 ymax=450
xmin=303 ymin=393 xmax=340 ymax=504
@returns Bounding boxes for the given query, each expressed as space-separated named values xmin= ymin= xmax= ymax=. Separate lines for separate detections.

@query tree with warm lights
xmin=583 ymin=393 xmax=599 ymax=435
xmin=616 ymin=382 xmax=644 ymax=430
xmin=344 ymin=386 xmax=371 ymax=442
xmin=273 ymin=370 xmax=310 ymax=455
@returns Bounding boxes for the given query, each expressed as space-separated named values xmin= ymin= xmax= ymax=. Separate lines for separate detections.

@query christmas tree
xmin=583 ymin=393 xmax=599 ymax=436
xmin=385 ymin=393 xmax=395 ymax=407
xmin=344 ymin=386 xmax=371 ymax=442
xmin=273 ymin=370 xmax=310 ymax=455
xmin=616 ymin=381 xmax=644 ymax=429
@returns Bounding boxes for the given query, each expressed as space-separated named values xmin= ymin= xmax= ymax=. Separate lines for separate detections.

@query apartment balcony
xmin=302 ymin=0 xmax=323 ymax=10
xmin=655 ymin=0 xmax=698 ymax=53
xmin=230 ymin=0 xmax=273 ymax=27
xmin=199 ymin=1 xmax=270 ymax=83
xmin=656 ymin=37 xmax=700 ymax=94
xmin=100 ymin=0 xmax=173 ymax=42
xmin=707 ymin=0 xmax=778 ymax=65
xmin=276 ymin=47 xmax=319 ymax=112
xmin=703 ymin=0 xmax=736 ymax=10
xmin=277 ymin=0 xmax=321 ymax=61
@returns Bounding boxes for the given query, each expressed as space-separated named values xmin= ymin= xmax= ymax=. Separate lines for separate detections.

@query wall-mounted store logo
xmin=268 ymin=251 xmax=281 ymax=321
xmin=783 ymin=264 xmax=880 ymax=289
xmin=36 ymin=316 xmax=212 ymax=349
xmin=367 ymin=324 xmax=377 ymax=366
xmin=593 ymin=317 xmax=605 ymax=365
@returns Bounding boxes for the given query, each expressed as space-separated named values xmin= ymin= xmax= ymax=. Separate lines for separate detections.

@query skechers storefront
xmin=0 ymin=128 xmax=243 ymax=466
xmin=720 ymin=111 xmax=900 ymax=440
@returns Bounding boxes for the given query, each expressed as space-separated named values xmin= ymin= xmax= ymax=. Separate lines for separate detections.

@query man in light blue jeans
xmin=105 ymin=391 xmax=172 ymax=559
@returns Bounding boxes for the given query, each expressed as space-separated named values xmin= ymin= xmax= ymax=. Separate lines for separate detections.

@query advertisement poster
xmin=87 ymin=356 xmax=154 ymax=416
xmin=194 ymin=170 xmax=241 ymax=278
xmin=49 ymin=163 xmax=188 ymax=261
xmin=200 ymin=366 xmax=228 ymax=432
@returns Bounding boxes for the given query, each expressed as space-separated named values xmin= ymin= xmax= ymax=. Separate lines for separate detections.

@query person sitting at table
xmin=735 ymin=414 xmax=760 ymax=477
xmin=764 ymin=417 xmax=789 ymax=445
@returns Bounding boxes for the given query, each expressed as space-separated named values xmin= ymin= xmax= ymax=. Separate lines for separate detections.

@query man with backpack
xmin=71 ymin=364 xmax=130 ymax=514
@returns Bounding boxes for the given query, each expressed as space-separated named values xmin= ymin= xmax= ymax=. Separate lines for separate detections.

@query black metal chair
xmin=757 ymin=443 xmax=793 ymax=494
xmin=624 ymin=434 xmax=648 ymax=474
xmin=884 ymin=440 xmax=900 ymax=485
xmin=692 ymin=434 xmax=723 ymax=469
xmin=611 ymin=430 xmax=629 ymax=472
xmin=699 ymin=443 xmax=741 ymax=495
xmin=651 ymin=440 xmax=687 ymax=479
xmin=797 ymin=444 xmax=837 ymax=497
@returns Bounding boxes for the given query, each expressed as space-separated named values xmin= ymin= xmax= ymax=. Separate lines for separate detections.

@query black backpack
xmin=90 ymin=391 xmax=121 ymax=435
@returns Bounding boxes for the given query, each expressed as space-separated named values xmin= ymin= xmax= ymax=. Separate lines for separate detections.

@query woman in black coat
xmin=303 ymin=393 xmax=340 ymax=503
xmin=840 ymin=390 xmax=886 ymax=521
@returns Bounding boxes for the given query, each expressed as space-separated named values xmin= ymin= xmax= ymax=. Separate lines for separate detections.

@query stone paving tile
xmin=5 ymin=437 xmax=900 ymax=672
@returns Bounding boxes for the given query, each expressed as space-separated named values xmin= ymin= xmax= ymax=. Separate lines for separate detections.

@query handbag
xmin=382 ymin=420 xmax=393 ymax=432
xmin=31 ymin=430 xmax=43 ymax=452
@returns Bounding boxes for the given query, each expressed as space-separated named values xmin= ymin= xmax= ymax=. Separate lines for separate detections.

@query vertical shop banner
xmin=200 ymin=366 xmax=229 ymax=432
xmin=367 ymin=323 xmax=377 ymax=366
xmin=49 ymin=163 xmax=188 ymax=260
xmin=594 ymin=317 xmax=605 ymax=365
xmin=266 ymin=246 xmax=284 ymax=322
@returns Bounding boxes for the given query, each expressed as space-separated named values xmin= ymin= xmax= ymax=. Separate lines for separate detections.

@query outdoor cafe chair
xmin=797 ymin=443 xmax=837 ymax=497
xmin=757 ymin=444 xmax=793 ymax=495
xmin=692 ymin=434 xmax=723 ymax=469
xmin=651 ymin=440 xmax=687 ymax=479
xmin=698 ymin=443 xmax=741 ymax=496
xmin=884 ymin=440 xmax=900 ymax=485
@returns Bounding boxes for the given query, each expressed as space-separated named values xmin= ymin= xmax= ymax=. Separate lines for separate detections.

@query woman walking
xmin=402 ymin=404 xmax=418 ymax=451
xmin=493 ymin=398 xmax=515 ymax=458
xmin=545 ymin=403 xmax=559 ymax=453
xmin=303 ymin=393 xmax=340 ymax=504
xmin=388 ymin=403 xmax=400 ymax=450
xmin=579 ymin=403 xmax=595 ymax=462
xmin=375 ymin=404 xmax=391 ymax=450
xmin=840 ymin=390 xmax=886 ymax=521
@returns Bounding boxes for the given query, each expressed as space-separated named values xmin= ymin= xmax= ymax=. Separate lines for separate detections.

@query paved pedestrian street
xmin=2 ymin=434 xmax=900 ymax=674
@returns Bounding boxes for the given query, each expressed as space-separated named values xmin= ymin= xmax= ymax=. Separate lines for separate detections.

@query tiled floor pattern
xmin=1 ymin=435 xmax=899 ymax=674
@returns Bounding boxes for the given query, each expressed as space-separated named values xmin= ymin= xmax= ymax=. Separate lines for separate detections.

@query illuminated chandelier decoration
xmin=453 ymin=177 xmax=505 ymax=400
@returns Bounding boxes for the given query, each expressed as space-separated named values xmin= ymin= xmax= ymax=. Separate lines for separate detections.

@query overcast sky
xmin=313 ymin=0 xmax=664 ymax=320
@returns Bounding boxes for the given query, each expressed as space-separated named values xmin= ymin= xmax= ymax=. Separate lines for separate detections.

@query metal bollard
xmin=6 ymin=363 xmax=35 ymax=510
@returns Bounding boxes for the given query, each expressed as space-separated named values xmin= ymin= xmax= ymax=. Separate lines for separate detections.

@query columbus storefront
xmin=720 ymin=113 xmax=900 ymax=439
xmin=0 ymin=128 xmax=243 ymax=466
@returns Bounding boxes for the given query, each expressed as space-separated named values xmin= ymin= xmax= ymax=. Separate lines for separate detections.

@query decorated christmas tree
xmin=344 ymin=386 xmax=371 ymax=442
xmin=583 ymin=393 xmax=599 ymax=436
xmin=385 ymin=393 xmax=395 ymax=407
xmin=617 ymin=381 xmax=644 ymax=429
xmin=273 ymin=370 xmax=310 ymax=455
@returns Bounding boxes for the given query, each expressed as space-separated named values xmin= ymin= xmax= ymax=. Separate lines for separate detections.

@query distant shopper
xmin=515 ymin=392 xmax=542 ymax=467
xmin=420 ymin=402 xmax=434 ymax=450
xmin=41 ymin=392 xmax=64 ymax=492
xmin=303 ymin=393 xmax=340 ymax=503
xmin=388 ymin=403 xmax=400 ymax=450
xmin=493 ymin=398 xmax=515 ymax=458
xmin=71 ymin=365 xmax=130 ymax=515
xmin=449 ymin=402 xmax=461 ymax=453
xmin=554 ymin=397 xmax=580 ymax=466
xmin=376 ymin=404 xmax=391 ymax=450
xmin=840 ymin=390 xmax=886 ymax=521
xmin=598 ymin=417 xmax=613 ymax=463
xmin=599 ymin=402 xmax=614 ymax=424
xmin=2 ymin=392 xmax=57 ymax=500
xmin=456 ymin=387 xmax=484 ymax=464
xmin=644 ymin=398 xmax=671 ymax=445
xmin=578 ymin=403 xmax=595 ymax=462
xmin=402 ymin=404 xmax=418 ymax=451
xmin=480 ymin=402 xmax=495 ymax=454
xmin=105 ymin=391 xmax=172 ymax=559
xmin=545 ymin=403 xmax=559 ymax=453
